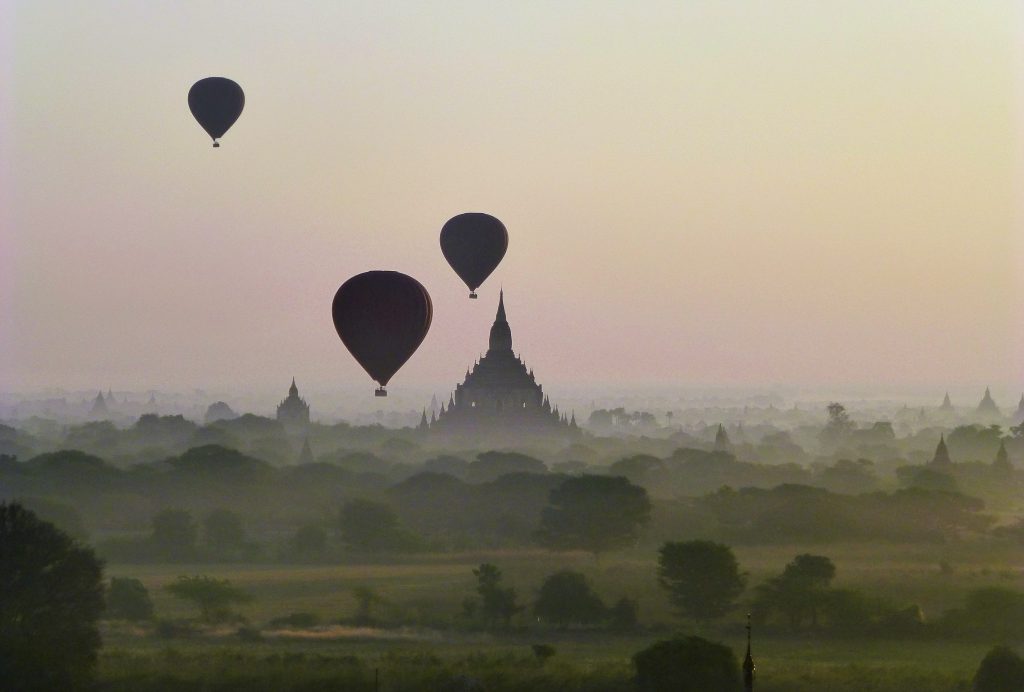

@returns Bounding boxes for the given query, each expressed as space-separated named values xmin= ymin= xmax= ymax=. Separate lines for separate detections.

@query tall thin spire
xmin=743 ymin=613 xmax=755 ymax=691
xmin=488 ymin=290 xmax=513 ymax=353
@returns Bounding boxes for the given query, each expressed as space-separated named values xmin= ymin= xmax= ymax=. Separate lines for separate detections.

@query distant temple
xmin=88 ymin=391 xmax=108 ymax=418
xmin=276 ymin=378 xmax=310 ymax=434
xmin=424 ymin=291 xmax=577 ymax=442
xmin=929 ymin=434 xmax=952 ymax=468
xmin=977 ymin=387 xmax=1001 ymax=417
xmin=939 ymin=392 xmax=953 ymax=411
xmin=714 ymin=424 xmax=731 ymax=452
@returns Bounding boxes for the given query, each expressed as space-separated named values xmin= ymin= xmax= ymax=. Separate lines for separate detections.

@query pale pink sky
xmin=2 ymin=1 xmax=1022 ymax=396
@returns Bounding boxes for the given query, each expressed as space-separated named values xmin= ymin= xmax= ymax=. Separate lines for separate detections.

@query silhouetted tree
xmin=203 ymin=508 xmax=245 ymax=556
xmin=974 ymin=646 xmax=1024 ymax=692
xmin=105 ymin=577 xmax=154 ymax=621
xmin=352 ymin=585 xmax=384 ymax=626
xmin=150 ymin=509 xmax=197 ymax=560
xmin=338 ymin=498 xmax=421 ymax=552
xmin=472 ymin=563 xmax=521 ymax=628
xmin=657 ymin=540 xmax=745 ymax=625
xmin=533 ymin=571 xmax=606 ymax=627
xmin=608 ymin=596 xmax=640 ymax=631
xmin=0 ymin=503 xmax=105 ymax=691
xmin=289 ymin=524 xmax=327 ymax=559
xmin=633 ymin=636 xmax=741 ymax=692
xmin=536 ymin=475 xmax=651 ymax=558
xmin=755 ymin=554 xmax=836 ymax=630
xmin=165 ymin=575 xmax=253 ymax=623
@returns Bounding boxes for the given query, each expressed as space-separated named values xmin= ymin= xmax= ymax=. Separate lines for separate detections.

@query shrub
xmin=634 ymin=636 xmax=741 ymax=692
xmin=974 ymin=646 xmax=1024 ymax=692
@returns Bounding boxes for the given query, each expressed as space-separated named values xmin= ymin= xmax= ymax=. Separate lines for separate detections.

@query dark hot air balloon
xmin=440 ymin=213 xmax=508 ymax=298
xmin=332 ymin=271 xmax=433 ymax=396
xmin=188 ymin=77 xmax=245 ymax=147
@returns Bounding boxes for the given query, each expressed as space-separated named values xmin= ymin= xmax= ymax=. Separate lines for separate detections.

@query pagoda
xmin=427 ymin=291 xmax=576 ymax=442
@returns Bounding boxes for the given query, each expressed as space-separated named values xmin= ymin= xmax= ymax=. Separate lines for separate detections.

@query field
xmin=95 ymin=542 xmax=1024 ymax=690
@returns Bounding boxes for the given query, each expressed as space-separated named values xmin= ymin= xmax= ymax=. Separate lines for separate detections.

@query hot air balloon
xmin=332 ymin=271 xmax=433 ymax=396
xmin=188 ymin=77 xmax=245 ymax=147
xmin=440 ymin=213 xmax=508 ymax=298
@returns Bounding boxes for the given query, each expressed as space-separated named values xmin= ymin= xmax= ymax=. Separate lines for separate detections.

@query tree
xmin=150 ymin=509 xmax=197 ymax=560
xmin=0 ymin=503 xmax=105 ymax=690
xmin=821 ymin=402 xmax=854 ymax=444
xmin=472 ymin=563 xmax=521 ymax=628
xmin=608 ymin=597 xmax=639 ymax=631
xmin=289 ymin=524 xmax=327 ymax=559
xmin=165 ymin=575 xmax=253 ymax=623
xmin=338 ymin=498 xmax=421 ymax=552
xmin=204 ymin=508 xmax=245 ymax=556
xmin=536 ymin=475 xmax=651 ymax=557
xmin=974 ymin=646 xmax=1024 ymax=692
xmin=657 ymin=540 xmax=745 ymax=625
xmin=533 ymin=571 xmax=606 ymax=627
xmin=105 ymin=577 xmax=154 ymax=621
xmin=754 ymin=554 xmax=836 ymax=630
xmin=633 ymin=636 xmax=741 ymax=692
xmin=351 ymin=586 xmax=384 ymax=626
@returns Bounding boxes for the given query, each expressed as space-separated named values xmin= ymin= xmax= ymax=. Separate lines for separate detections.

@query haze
xmin=2 ymin=0 xmax=1022 ymax=397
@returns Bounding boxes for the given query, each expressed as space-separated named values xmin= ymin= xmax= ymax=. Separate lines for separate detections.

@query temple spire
xmin=930 ymin=434 xmax=952 ymax=467
xmin=488 ymin=290 xmax=513 ymax=353
xmin=289 ymin=377 xmax=298 ymax=397
xmin=743 ymin=613 xmax=755 ymax=691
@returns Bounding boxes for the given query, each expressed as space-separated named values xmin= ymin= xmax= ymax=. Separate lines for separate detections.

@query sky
xmin=2 ymin=1 xmax=1022 ymax=401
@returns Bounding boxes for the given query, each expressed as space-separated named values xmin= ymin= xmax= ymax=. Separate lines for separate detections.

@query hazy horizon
xmin=3 ymin=1 xmax=1023 ymax=394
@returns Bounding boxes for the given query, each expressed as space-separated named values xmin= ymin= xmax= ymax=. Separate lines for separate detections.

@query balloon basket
xmin=469 ymin=292 xmax=478 ymax=299
xmin=375 ymin=387 xmax=388 ymax=397
xmin=212 ymin=141 xmax=220 ymax=148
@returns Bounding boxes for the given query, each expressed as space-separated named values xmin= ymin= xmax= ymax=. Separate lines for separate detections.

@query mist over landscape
xmin=2 ymin=2 xmax=1024 ymax=691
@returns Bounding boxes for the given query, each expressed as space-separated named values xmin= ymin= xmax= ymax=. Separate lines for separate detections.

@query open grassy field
xmin=97 ymin=542 xmax=1024 ymax=690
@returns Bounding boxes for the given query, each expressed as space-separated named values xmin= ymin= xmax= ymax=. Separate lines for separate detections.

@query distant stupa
xmin=277 ymin=378 xmax=311 ymax=434
xmin=939 ymin=392 xmax=953 ymax=411
xmin=88 ymin=391 xmax=108 ymax=418
xmin=993 ymin=440 xmax=1013 ymax=475
xmin=977 ymin=387 xmax=1001 ymax=416
xmin=929 ymin=434 xmax=952 ymax=467
xmin=1015 ymin=395 xmax=1024 ymax=422
xmin=714 ymin=423 xmax=731 ymax=452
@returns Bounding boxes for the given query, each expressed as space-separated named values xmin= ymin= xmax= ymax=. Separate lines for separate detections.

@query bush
xmin=634 ymin=636 xmax=741 ymax=692
xmin=608 ymin=597 xmax=639 ymax=631
xmin=974 ymin=646 xmax=1024 ymax=692
xmin=106 ymin=577 xmax=155 ymax=621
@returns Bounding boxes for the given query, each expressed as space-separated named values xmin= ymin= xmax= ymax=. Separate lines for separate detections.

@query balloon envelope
xmin=188 ymin=77 xmax=245 ymax=145
xmin=332 ymin=271 xmax=433 ymax=389
xmin=440 ymin=213 xmax=508 ymax=295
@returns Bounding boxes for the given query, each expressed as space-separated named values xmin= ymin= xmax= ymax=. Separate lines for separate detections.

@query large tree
xmin=536 ymin=475 xmax=651 ymax=557
xmin=533 ymin=570 xmax=606 ymax=627
xmin=338 ymin=499 xmax=421 ymax=552
xmin=0 ymin=503 xmax=105 ymax=690
xmin=165 ymin=575 xmax=253 ymax=623
xmin=150 ymin=509 xmax=198 ymax=560
xmin=203 ymin=508 xmax=245 ymax=556
xmin=472 ymin=563 xmax=522 ymax=628
xmin=657 ymin=540 xmax=746 ymax=625
xmin=754 ymin=554 xmax=835 ymax=630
